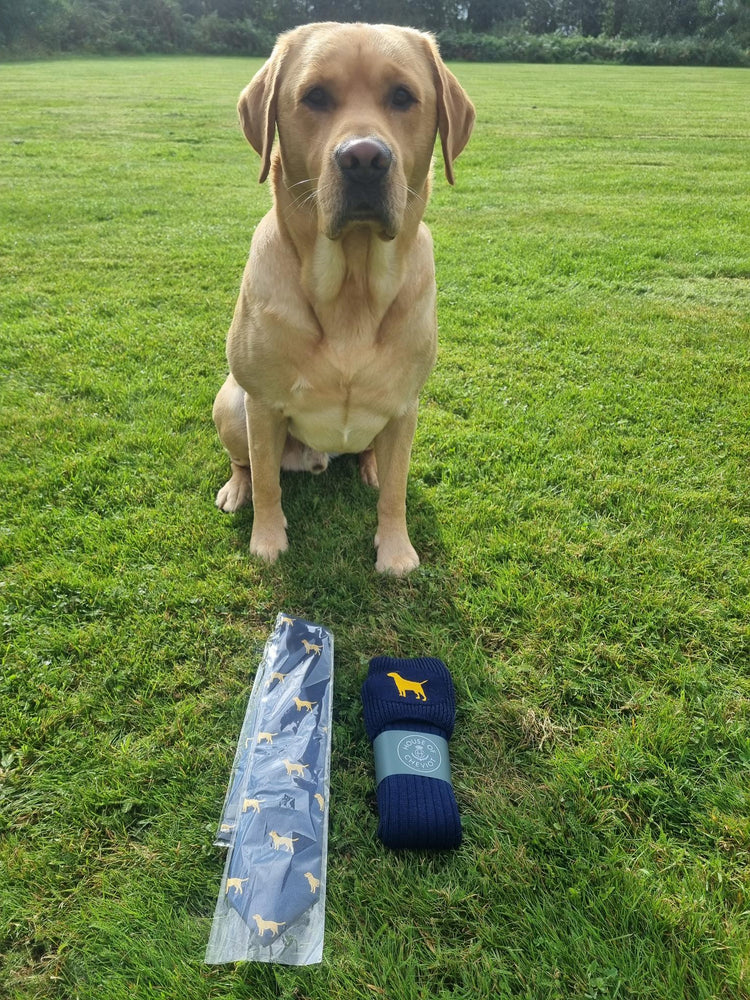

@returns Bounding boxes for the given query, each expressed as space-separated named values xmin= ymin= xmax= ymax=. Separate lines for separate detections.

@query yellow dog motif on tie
xmin=269 ymin=830 xmax=298 ymax=852
xmin=266 ymin=672 xmax=286 ymax=686
xmin=253 ymin=914 xmax=286 ymax=936
xmin=280 ymin=616 xmax=295 ymax=627
xmin=304 ymin=872 xmax=321 ymax=893
xmin=257 ymin=732 xmax=277 ymax=745
xmin=283 ymin=759 xmax=308 ymax=777
xmin=302 ymin=639 xmax=322 ymax=655
xmin=242 ymin=797 xmax=263 ymax=814
xmin=388 ymin=671 xmax=428 ymax=701
xmin=294 ymin=696 xmax=317 ymax=712
xmin=225 ymin=877 xmax=249 ymax=895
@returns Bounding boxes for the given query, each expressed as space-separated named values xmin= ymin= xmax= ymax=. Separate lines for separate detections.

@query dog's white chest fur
xmin=288 ymin=410 xmax=385 ymax=454
xmin=281 ymin=355 xmax=393 ymax=454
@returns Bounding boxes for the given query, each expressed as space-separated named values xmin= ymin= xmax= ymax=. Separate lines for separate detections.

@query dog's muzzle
xmin=336 ymin=137 xmax=392 ymax=184
xmin=331 ymin=137 xmax=396 ymax=238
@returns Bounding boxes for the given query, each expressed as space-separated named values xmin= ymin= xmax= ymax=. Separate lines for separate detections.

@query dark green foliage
xmin=437 ymin=29 xmax=750 ymax=65
xmin=0 ymin=0 xmax=749 ymax=64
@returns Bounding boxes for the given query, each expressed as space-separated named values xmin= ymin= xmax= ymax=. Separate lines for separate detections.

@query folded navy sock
xmin=361 ymin=656 xmax=462 ymax=850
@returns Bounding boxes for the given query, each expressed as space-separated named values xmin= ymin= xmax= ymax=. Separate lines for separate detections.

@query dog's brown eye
xmin=303 ymin=86 xmax=332 ymax=111
xmin=391 ymin=86 xmax=416 ymax=110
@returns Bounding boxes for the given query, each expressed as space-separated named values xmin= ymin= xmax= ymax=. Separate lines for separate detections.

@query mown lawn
xmin=1 ymin=56 xmax=748 ymax=999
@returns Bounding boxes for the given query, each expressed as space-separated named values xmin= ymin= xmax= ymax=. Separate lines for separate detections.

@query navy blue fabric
xmin=222 ymin=617 xmax=332 ymax=944
xmin=361 ymin=656 xmax=462 ymax=851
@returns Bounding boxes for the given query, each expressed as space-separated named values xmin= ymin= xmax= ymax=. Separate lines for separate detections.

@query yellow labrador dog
xmin=213 ymin=22 xmax=474 ymax=574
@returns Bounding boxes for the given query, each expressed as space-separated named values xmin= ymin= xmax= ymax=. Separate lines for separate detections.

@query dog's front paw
xmin=374 ymin=534 xmax=420 ymax=576
xmin=216 ymin=476 xmax=253 ymax=514
xmin=250 ymin=523 xmax=289 ymax=563
xmin=215 ymin=466 xmax=252 ymax=512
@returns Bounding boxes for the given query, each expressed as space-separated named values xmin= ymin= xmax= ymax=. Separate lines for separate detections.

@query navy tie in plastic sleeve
xmin=206 ymin=614 xmax=333 ymax=966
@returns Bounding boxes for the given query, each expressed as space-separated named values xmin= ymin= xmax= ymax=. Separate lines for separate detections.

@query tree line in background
xmin=1 ymin=0 xmax=748 ymax=64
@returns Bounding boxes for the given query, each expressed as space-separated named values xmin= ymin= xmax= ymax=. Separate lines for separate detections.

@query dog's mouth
xmin=322 ymin=138 xmax=400 ymax=241
xmin=327 ymin=196 xmax=398 ymax=241
xmin=348 ymin=202 xmax=382 ymax=220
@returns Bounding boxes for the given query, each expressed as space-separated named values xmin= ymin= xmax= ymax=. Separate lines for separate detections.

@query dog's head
xmin=237 ymin=22 xmax=475 ymax=241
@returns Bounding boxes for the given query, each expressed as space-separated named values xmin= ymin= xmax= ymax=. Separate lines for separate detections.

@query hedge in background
xmin=1 ymin=10 xmax=748 ymax=68
xmin=435 ymin=30 xmax=750 ymax=67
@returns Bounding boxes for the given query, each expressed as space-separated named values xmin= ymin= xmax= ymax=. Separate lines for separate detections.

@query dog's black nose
xmin=336 ymin=138 xmax=392 ymax=184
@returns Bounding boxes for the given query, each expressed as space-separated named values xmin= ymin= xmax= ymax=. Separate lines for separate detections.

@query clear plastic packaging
xmin=205 ymin=614 xmax=334 ymax=966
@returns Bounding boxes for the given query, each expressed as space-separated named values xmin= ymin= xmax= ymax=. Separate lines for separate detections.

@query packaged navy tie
xmin=206 ymin=614 xmax=333 ymax=966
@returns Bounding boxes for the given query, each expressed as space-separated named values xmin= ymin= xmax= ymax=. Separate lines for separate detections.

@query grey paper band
xmin=373 ymin=730 xmax=452 ymax=786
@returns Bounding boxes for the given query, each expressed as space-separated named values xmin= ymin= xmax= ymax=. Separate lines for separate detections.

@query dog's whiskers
xmin=284 ymin=176 xmax=319 ymax=192
xmin=283 ymin=187 xmax=318 ymax=222
xmin=405 ymin=184 xmax=427 ymax=207
xmin=280 ymin=175 xmax=321 ymax=222
xmin=400 ymin=184 xmax=428 ymax=225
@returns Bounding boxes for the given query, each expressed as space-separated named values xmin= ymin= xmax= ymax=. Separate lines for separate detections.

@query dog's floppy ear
xmin=237 ymin=41 xmax=286 ymax=184
xmin=425 ymin=36 xmax=475 ymax=185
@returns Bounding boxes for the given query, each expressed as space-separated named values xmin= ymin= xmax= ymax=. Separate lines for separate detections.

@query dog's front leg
xmin=373 ymin=405 xmax=420 ymax=576
xmin=246 ymin=396 xmax=289 ymax=563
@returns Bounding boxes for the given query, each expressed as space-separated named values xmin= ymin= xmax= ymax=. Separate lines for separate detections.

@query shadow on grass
xmin=219 ymin=452 xmax=491 ymax=852
xmin=224 ymin=453 xmax=477 ymax=668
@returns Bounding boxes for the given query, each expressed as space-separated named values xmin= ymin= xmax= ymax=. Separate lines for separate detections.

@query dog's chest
xmin=280 ymin=341 xmax=408 ymax=454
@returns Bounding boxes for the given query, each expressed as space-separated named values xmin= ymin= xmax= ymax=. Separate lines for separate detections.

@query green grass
xmin=1 ymin=56 xmax=749 ymax=999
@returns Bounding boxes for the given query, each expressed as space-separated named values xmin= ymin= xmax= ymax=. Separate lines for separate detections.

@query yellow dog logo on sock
xmin=387 ymin=671 xmax=428 ymax=701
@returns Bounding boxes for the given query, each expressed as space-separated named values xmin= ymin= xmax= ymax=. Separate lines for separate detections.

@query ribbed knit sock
xmin=361 ymin=656 xmax=461 ymax=850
